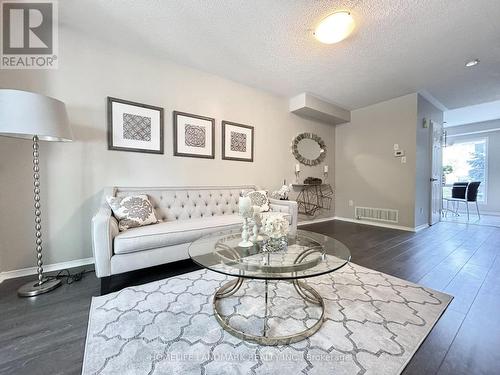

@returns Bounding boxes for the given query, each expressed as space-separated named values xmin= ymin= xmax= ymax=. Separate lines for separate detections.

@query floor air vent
xmin=355 ymin=206 xmax=399 ymax=223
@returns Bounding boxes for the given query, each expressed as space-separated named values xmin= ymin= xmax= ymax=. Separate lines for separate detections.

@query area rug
xmin=82 ymin=263 xmax=452 ymax=375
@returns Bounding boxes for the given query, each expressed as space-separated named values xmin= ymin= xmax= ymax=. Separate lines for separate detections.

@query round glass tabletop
xmin=188 ymin=229 xmax=351 ymax=280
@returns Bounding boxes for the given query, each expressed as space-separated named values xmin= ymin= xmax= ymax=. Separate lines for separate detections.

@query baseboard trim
xmin=333 ymin=216 xmax=417 ymax=232
xmin=451 ymin=210 xmax=500 ymax=217
xmin=415 ymin=224 xmax=430 ymax=232
xmin=298 ymin=217 xmax=336 ymax=226
xmin=0 ymin=257 xmax=94 ymax=284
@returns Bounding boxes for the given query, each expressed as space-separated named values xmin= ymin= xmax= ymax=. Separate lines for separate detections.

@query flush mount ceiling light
xmin=314 ymin=11 xmax=355 ymax=44
xmin=465 ymin=59 xmax=480 ymax=67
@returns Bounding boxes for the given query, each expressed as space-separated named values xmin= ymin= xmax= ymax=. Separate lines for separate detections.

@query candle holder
xmin=238 ymin=196 xmax=254 ymax=247
xmin=251 ymin=208 xmax=263 ymax=242
xmin=239 ymin=217 xmax=253 ymax=247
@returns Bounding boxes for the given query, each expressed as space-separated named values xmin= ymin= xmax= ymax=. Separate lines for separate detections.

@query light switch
xmin=393 ymin=144 xmax=399 ymax=150
xmin=401 ymin=156 xmax=407 ymax=164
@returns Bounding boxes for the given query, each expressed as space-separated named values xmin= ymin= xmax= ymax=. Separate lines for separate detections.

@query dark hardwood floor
xmin=1 ymin=220 xmax=499 ymax=374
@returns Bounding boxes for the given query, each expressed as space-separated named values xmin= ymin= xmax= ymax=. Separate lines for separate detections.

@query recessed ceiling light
xmin=465 ymin=59 xmax=480 ymax=67
xmin=314 ymin=11 xmax=355 ymax=44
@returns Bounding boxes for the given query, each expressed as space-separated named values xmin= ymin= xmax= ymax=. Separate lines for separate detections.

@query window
xmin=442 ymin=138 xmax=487 ymax=202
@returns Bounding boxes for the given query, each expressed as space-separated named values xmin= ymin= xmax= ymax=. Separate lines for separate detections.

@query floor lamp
xmin=0 ymin=89 xmax=72 ymax=297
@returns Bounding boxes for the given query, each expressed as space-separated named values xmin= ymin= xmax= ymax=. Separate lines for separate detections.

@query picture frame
xmin=222 ymin=121 xmax=254 ymax=162
xmin=107 ymin=97 xmax=164 ymax=154
xmin=173 ymin=111 xmax=215 ymax=159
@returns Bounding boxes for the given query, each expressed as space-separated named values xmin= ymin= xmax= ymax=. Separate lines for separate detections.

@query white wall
xmin=446 ymin=119 xmax=500 ymax=214
xmin=335 ymin=94 xmax=419 ymax=229
xmin=0 ymin=28 xmax=335 ymax=273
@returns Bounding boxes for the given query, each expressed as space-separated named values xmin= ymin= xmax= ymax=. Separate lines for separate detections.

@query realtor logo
xmin=1 ymin=0 xmax=58 ymax=69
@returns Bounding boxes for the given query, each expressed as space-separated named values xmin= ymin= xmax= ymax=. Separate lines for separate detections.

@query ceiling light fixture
xmin=314 ymin=11 xmax=355 ymax=44
xmin=465 ymin=59 xmax=480 ymax=67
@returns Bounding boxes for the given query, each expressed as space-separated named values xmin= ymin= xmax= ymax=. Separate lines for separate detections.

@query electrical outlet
xmin=393 ymin=143 xmax=399 ymax=151
xmin=348 ymin=200 xmax=354 ymax=207
xmin=401 ymin=156 xmax=407 ymax=164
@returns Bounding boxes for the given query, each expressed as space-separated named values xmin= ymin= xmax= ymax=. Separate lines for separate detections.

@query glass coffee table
xmin=188 ymin=229 xmax=351 ymax=346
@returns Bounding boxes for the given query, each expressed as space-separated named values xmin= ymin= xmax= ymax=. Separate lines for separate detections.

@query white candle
xmin=324 ymin=165 xmax=329 ymax=173
xmin=238 ymin=196 xmax=252 ymax=217
xmin=295 ymin=164 xmax=301 ymax=172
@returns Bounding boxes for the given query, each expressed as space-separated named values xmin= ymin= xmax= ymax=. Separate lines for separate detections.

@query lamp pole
xmin=17 ymin=135 xmax=62 ymax=297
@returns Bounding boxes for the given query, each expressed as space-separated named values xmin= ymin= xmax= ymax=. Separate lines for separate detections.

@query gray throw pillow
xmin=246 ymin=190 xmax=270 ymax=212
xmin=106 ymin=194 xmax=158 ymax=231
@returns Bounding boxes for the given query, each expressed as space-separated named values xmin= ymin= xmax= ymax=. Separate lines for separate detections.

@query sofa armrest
xmin=91 ymin=188 xmax=118 ymax=278
xmin=269 ymin=198 xmax=298 ymax=235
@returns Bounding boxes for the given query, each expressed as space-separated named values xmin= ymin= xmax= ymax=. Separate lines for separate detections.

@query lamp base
xmin=18 ymin=278 xmax=62 ymax=297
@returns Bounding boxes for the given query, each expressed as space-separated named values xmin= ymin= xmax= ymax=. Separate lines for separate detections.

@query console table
xmin=292 ymin=184 xmax=334 ymax=216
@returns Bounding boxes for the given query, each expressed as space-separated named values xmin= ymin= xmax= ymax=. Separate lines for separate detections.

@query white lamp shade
xmin=0 ymin=89 xmax=72 ymax=141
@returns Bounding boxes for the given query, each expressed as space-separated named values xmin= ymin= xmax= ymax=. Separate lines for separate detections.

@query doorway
xmin=441 ymin=136 xmax=499 ymax=227
xmin=429 ymin=120 xmax=443 ymax=225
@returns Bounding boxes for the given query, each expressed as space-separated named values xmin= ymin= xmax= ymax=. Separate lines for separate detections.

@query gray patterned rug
xmin=82 ymin=263 xmax=452 ymax=375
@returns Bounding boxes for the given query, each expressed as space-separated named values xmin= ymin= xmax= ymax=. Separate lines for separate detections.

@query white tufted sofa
xmin=91 ymin=185 xmax=298 ymax=278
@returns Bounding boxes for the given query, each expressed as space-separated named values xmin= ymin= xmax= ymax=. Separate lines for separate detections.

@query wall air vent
xmin=355 ymin=206 xmax=399 ymax=224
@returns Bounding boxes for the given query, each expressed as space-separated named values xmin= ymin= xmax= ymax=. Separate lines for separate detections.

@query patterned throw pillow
xmin=246 ymin=190 xmax=270 ymax=212
xmin=106 ymin=194 xmax=158 ymax=231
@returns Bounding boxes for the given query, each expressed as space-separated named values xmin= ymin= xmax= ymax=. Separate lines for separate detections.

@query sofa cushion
xmin=114 ymin=215 xmax=243 ymax=254
xmin=115 ymin=187 xmax=248 ymax=223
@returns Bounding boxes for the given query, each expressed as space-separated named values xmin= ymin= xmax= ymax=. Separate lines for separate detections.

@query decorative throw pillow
xmin=106 ymin=194 xmax=158 ymax=231
xmin=246 ymin=190 xmax=270 ymax=212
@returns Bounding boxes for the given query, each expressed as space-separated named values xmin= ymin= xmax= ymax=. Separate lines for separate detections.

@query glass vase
xmin=264 ymin=236 xmax=288 ymax=252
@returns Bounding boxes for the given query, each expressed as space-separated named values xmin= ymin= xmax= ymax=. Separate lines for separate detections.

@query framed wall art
xmin=107 ymin=97 xmax=164 ymax=154
xmin=222 ymin=121 xmax=254 ymax=162
xmin=173 ymin=111 xmax=215 ymax=159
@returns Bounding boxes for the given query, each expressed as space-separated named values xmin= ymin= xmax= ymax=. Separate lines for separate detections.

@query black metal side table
xmin=292 ymin=183 xmax=334 ymax=216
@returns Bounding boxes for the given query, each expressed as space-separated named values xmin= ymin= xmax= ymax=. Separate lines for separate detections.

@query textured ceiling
xmin=61 ymin=0 xmax=500 ymax=110
xmin=444 ymin=99 xmax=500 ymax=126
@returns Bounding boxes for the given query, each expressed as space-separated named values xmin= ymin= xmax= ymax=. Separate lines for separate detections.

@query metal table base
xmin=213 ymin=278 xmax=325 ymax=346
